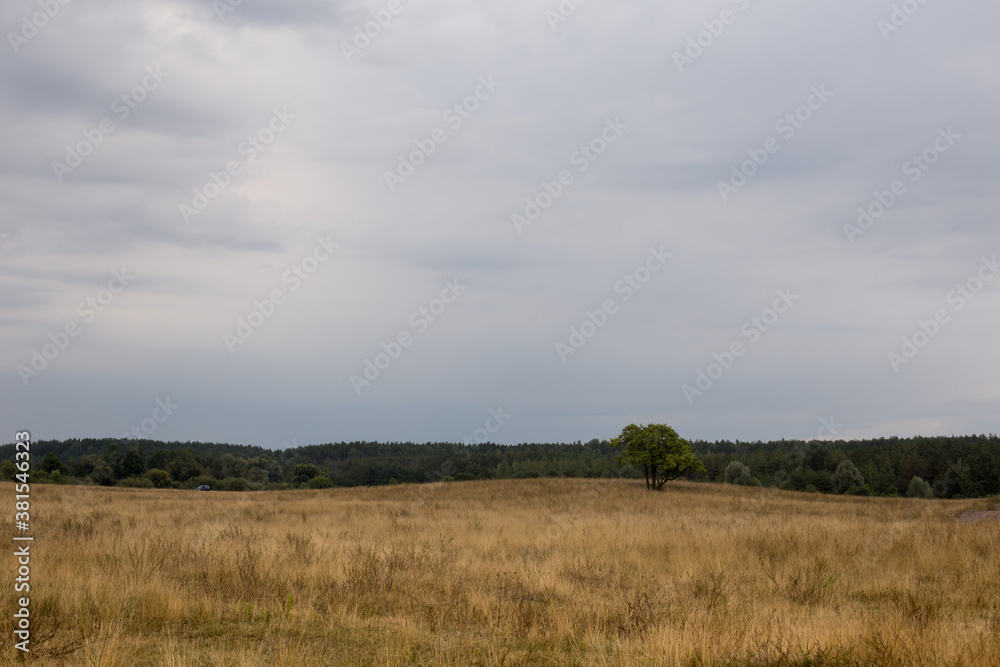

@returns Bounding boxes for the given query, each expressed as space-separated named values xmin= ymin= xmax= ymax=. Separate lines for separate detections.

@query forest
xmin=2 ymin=433 xmax=997 ymax=499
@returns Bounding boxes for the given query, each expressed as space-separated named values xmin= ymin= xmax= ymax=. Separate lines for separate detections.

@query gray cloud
xmin=1 ymin=0 xmax=998 ymax=448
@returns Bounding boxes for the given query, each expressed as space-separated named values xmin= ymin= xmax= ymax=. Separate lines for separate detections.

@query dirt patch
xmin=957 ymin=505 xmax=1000 ymax=523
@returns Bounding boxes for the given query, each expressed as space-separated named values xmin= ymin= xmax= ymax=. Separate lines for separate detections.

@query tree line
xmin=1 ymin=433 xmax=997 ymax=499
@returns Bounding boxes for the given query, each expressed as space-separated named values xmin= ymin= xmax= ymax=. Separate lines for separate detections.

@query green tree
xmin=40 ymin=453 xmax=68 ymax=475
xmin=167 ymin=449 xmax=203 ymax=482
xmin=122 ymin=446 xmax=147 ymax=478
xmin=307 ymin=475 xmax=334 ymax=489
xmin=103 ymin=443 xmax=125 ymax=479
xmin=90 ymin=465 xmax=116 ymax=486
xmin=906 ymin=476 xmax=933 ymax=498
xmin=144 ymin=468 xmax=172 ymax=488
xmin=293 ymin=463 xmax=324 ymax=485
xmin=611 ymin=423 xmax=706 ymax=491
xmin=832 ymin=460 xmax=866 ymax=494
xmin=723 ymin=461 xmax=753 ymax=486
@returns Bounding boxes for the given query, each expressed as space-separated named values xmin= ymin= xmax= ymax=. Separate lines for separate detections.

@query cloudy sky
xmin=2 ymin=0 xmax=998 ymax=449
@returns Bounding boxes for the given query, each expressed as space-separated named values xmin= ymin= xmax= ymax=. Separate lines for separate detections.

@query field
xmin=3 ymin=479 xmax=999 ymax=666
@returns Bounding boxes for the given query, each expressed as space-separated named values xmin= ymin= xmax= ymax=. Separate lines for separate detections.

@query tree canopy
xmin=610 ymin=423 xmax=706 ymax=490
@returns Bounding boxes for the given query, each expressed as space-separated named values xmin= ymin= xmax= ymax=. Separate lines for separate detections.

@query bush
xmin=307 ymin=475 xmax=334 ymax=489
xmin=223 ymin=477 xmax=248 ymax=492
xmin=723 ymin=461 xmax=753 ymax=486
xmin=90 ymin=465 xmax=116 ymax=486
xmin=40 ymin=453 xmax=68 ymax=475
xmin=453 ymin=472 xmax=475 ymax=481
xmin=144 ymin=468 xmax=172 ymax=489
xmin=907 ymin=476 xmax=933 ymax=498
xmin=293 ymin=464 xmax=324 ymax=485
xmin=832 ymin=461 xmax=866 ymax=495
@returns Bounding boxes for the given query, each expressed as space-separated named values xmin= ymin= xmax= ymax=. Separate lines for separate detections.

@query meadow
xmin=2 ymin=479 xmax=998 ymax=666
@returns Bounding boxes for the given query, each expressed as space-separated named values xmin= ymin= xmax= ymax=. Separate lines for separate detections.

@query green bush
xmin=907 ymin=476 xmax=933 ymax=498
xmin=223 ymin=477 xmax=248 ymax=492
xmin=307 ymin=475 xmax=334 ymax=489
xmin=832 ymin=461 xmax=866 ymax=495
xmin=90 ymin=466 xmax=116 ymax=486
xmin=144 ymin=468 xmax=172 ymax=489
xmin=723 ymin=461 xmax=752 ymax=486
xmin=293 ymin=464 xmax=324 ymax=485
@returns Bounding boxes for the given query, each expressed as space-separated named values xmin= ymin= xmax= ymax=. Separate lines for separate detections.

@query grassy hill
xmin=3 ymin=478 xmax=998 ymax=665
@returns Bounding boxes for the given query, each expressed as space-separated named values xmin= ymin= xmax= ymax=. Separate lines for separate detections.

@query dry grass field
xmin=2 ymin=479 xmax=999 ymax=666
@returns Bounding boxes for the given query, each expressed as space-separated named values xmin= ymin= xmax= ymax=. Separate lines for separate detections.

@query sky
xmin=1 ymin=0 xmax=998 ymax=449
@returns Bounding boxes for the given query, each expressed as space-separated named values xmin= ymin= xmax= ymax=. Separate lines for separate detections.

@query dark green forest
xmin=2 ymin=434 xmax=998 ymax=499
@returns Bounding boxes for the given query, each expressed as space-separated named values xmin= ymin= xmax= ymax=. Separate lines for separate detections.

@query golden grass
xmin=2 ymin=479 xmax=998 ymax=666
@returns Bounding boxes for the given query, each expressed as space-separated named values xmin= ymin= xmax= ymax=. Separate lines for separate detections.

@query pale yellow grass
xmin=2 ymin=479 xmax=998 ymax=666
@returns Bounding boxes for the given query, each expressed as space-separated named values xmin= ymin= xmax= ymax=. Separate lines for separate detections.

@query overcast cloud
xmin=2 ymin=0 xmax=998 ymax=448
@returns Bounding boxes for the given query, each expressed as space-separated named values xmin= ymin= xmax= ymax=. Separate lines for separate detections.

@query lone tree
xmin=611 ymin=423 xmax=706 ymax=490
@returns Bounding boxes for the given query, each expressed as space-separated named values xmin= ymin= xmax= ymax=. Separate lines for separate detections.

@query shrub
xmin=907 ymin=476 xmax=933 ymax=499
xmin=307 ymin=475 xmax=334 ymax=489
xmin=453 ymin=472 xmax=475 ymax=481
xmin=40 ymin=453 xmax=68 ymax=475
xmin=144 ymin=468 xmax=172 ymax=489
xmin=119 ymin=476 xmax=154 ymax=489
xmin=723 ymin=461 xmax=753 ymax=486
xmin=224 ymin=477 xmax=249 ymax=492
xmin=832 ymin=461 xmax=866 ymax=495
xmin=90 ymin=465 xmax=116 ymax=486
xmin=292 ymin=464 xmax=324 ymax=485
